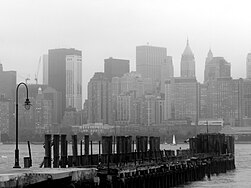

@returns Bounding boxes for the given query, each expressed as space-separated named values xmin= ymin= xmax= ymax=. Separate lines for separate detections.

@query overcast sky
xmin=0 ymin=0 xmax=251 ymax=100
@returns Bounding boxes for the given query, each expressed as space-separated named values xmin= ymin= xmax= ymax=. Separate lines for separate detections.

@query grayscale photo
xmin=0 ymin=0 xmax=249 ymax=187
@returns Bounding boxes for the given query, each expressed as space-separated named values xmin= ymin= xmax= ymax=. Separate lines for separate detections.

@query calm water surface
xmin=0 ymin=143 xmax=250 ymax=187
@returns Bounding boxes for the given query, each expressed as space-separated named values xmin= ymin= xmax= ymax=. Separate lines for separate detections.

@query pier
xmin=0 ymin=133 xmax=235 ymax=188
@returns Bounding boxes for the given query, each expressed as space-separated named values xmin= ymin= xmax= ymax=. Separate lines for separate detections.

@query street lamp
xmin=13 ymin=82 xmax=31 ymax=168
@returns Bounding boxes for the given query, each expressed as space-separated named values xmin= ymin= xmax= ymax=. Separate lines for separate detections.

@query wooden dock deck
xmin=0 ymin=167 xmax=98 ymax=188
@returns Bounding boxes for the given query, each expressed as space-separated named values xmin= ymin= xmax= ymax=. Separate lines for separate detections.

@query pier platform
xmin=0 ymin=133 xmax=236 ymax=188
xmin=0 ymin=167 xmax=97 ymax=188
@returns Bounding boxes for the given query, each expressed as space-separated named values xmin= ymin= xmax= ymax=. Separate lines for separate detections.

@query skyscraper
xmin=0 ymin=95 xmax=11 ymax=134
xmin=87 ymin=72 xmax=112 ymax=124
xmin=165 ymin=77 xmax=199 ymax=123
xmin=246 ymin=53 xmax=251 ymax=79
xmin=48 ymin=48 xmax=81 ymax=122
xmin=66 ymin=55 xmax=82 ymax=111
xmin=180 ymin=40 xmax=195 ymax=78
xmin=136 ymin=45 xmax=167 ymax=82
xmin=0 ymin=63 xmax=16 ymax=102
xmin=160 ymin=56 xmax=174 ymax=93
xmin=204 ymin=55 xmax=231 ymax=83
xmin=242 ymin=79 xmax=251 ymax=126
xmin=104 ymin=57 xmax=130 ymax=80
xmin=42 ymin=54 xmax=48 ymax=85
xmin=205 ymin=78 xmax=242 ymax=126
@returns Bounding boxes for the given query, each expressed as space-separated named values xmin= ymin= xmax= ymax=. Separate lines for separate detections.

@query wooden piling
xmin=72 ymin=135 xmax=78 ymax=166
xmin=102 ymin=136 xmax=113 ymax=154
xmin=53 ymin=134 xmax=60 ymax=168
xmin=60 ymin=134 xmax=67 ymax=168
xmin=44 ymin=134 xmax=51 ymax=168
xmin=80 ymin=140 xmax=83 ymax=166
xmin=84 ymin=135 xmax=89 ymax=155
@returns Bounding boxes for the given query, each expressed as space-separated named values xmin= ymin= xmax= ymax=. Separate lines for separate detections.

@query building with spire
xmin=180 ymin=40 xmax=195 ymax=78
xmin=205 ymin=49 xmax=213 ymax=64
xmin=204 ymin=49 xmax=231 ymax=83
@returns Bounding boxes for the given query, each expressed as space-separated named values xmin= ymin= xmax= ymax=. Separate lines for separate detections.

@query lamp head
xmin=24 ymin=98 xmax=31 ymax=110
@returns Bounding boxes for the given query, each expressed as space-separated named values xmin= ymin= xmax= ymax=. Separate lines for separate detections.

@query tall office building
xmin=204 ymin=54 xmax=231 ymax=83
xmin=48 ymin=48 xmax=81 ymax=122
xmin=42 ymin=54 xmax=48 ymax=85
xmin=113 ymin=72 xmax=154 ymax=98
xmin=141 ymin=94 xmax=165 ymax=126
xmin=87 ymin=72 xmax=112 ymax=124
xmin=160 ymin=56 xmax=174 ymax=93
xmin=136 ymin=45 xmax=167 ymax=82
xmin=180 ymin=40 xmax=195 ymax=78
xmin=246 ymin=53 xmax=251 ymax=79
xmin=104 ymin=57 xmax=130 ymax=80
xmin=0 ymin=95 xmax=11 ymax=134
xmin=115 ymin=91 xmax=135 ymax=125
xmin=43 ymin=86 xmax=60 ymax=126
xmin=34 ymin=88 xmax=53 ymax=134
xmin=66 ymin=55 xmax=82 ymax=111
xmin=165 ymin=77 xmax=199 ymax=123
xmin=205 ymin=78 xmax=242 ymax=126
xmin=0 ymin=63 xmax=16 ymax=102
xmin=242 ymin=79 xmax=251 ymax=126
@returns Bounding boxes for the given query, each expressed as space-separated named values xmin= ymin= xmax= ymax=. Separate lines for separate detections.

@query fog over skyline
xmin=0 ymin=0 xmax=251 ymax=100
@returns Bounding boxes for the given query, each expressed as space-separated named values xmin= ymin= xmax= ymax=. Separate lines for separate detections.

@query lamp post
xmin=13 ymin=82 xmax=31 ymax=168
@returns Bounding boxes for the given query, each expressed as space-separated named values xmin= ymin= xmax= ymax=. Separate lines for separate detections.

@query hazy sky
xmin=0 ymin=0 xmax=251 ymax=100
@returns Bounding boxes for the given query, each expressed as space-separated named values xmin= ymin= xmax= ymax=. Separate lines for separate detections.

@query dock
xmin=0 ymin=168 xmax=97 ymax=188
xmin=0 ymin=133 xmax=235 ymax=187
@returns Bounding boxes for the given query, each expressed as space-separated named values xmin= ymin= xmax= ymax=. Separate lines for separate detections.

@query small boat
xmin=163 ymin=137 xmax=168 ymax=145
xmin=170 ymin=135 xmax=177 ymax=146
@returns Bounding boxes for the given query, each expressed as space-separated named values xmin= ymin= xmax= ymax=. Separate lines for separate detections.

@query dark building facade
xmin=204 ymin=56 xmax=231 ymax=83
xmin=0 ymin=63 xmax=16 ymax=102
xmin=104 ymin=57 xmax=130 ymax=80
xmin=87 ymin=72 xmax=112 ymax=124
xmin=165 ymin=77 xmax=199 ymax=124
xmin=200 ymin=78 xmax=242 ymax=126
xmin=48 ymin=48 xmax=82 ymax=122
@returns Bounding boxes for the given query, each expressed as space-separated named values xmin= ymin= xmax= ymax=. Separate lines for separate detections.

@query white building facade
xmin=66 ymin=55 xmax=82 ymax=111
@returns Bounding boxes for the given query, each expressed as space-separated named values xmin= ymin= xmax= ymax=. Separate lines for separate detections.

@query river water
xmin=0 ymin=143 xmax=250 ymax=187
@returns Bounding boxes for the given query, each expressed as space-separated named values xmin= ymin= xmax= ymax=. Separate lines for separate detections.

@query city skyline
xmin=1 ymin=0 xmax=251 ymax=100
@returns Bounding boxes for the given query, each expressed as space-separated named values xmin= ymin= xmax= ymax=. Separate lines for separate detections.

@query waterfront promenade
xmin=0 ymin=167 xmax=97 ymax=188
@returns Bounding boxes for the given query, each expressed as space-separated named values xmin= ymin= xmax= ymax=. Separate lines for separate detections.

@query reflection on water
xmin=0 ymin=143 xmax=250 ymax=187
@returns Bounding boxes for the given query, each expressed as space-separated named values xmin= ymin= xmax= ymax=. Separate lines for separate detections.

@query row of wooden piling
xmin=189 ymin=133 xmax=235 ymax=155
xmin=43 ymin=134 xmax=90 ymax=168
xmin=38 ymin=133 xmax=236 ymax=187
xmin=98 ymin=154 xmax=235 ymax=188
xmin=43 ymin=134 xmax=161 ymax=168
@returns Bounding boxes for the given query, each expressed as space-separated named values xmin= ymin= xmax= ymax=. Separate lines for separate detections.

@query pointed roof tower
xmin=206 ymin=49 xmax=213 ymax=64
xmin=207 ymin=49 xmax=213 ymax=58
xmin=180 ymin=39 xmax=195 ymax=78
xmin=183 ymin=39 xmax=194 ymax=56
